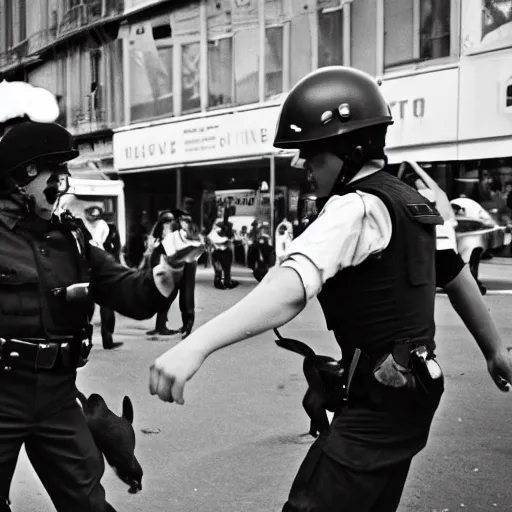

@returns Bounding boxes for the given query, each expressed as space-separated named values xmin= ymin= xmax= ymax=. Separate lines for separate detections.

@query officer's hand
xmin=487 ymin=346 xmax=512 ymax=392
xmin=149 ymin=343 xmax=206 ymax=404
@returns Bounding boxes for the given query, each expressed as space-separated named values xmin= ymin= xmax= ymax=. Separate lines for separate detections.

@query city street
xmin=9 ymin=262 xmax=512 ymax=512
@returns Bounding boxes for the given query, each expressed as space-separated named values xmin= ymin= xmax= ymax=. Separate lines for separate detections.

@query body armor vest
xmin=0 ymin=211 xmax=92 ymax=339
xmin=317 ymin=170 xmax=443 ymax=357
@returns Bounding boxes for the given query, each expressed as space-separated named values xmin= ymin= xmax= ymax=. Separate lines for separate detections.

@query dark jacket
xmin=0 ymin=200 xmax=167 ymax=339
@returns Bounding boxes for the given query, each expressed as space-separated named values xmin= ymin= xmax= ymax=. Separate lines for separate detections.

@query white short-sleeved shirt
xmin=281 ymin=161 xmax=393 ymax=301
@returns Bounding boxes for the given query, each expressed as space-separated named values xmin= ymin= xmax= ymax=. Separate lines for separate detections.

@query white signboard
xmin=113 ymin=107 xmax=282 ymax=170
xmin=379 ymin=68 xmax=459 ymax=149
xmin=214 ymin=189 xmax=258 ymax=217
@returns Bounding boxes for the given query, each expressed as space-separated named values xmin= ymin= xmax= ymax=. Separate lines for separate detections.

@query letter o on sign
xmin=413 ymin=98 xmax=425 ymax=118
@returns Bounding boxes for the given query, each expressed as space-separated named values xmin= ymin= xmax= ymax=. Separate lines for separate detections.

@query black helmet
xmin=273 ymin=66 xmax=393 ymax=149
xmin=0 ymin=121 xmax=78 ymax=185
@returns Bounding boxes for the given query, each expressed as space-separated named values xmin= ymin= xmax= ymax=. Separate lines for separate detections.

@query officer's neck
xmin=347 ymin=159 xmax=386 ymax=185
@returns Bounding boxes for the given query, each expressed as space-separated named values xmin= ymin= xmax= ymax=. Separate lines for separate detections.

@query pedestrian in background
xmin=145 ymin=211 xmax=177 ymax=336
xmin=84 ymin=205 xmax=123 ymax=350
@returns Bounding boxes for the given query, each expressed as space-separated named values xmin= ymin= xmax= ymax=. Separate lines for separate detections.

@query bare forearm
xmin=445 ymin=265 xmax=503 ymax=359
xmin=186 ymin=266 xmax=307 ymax=357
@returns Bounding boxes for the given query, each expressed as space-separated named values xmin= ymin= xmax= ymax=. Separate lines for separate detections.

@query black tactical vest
xmin=0 ymin=212 xmax=92 ymax=339
xmin=317 ymin=170 xmax=443 ymax=356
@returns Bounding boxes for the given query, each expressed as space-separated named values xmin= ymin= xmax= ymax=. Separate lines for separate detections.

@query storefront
xmin=380 ymin=56 xmax=512 ymax=226
xmin=113 ymin=104 xmax=303 ymax=239
xmin=65 ymin=136 xmax=127 ymax=243
xmin=379 ymin=66 xmax=460 ymax=166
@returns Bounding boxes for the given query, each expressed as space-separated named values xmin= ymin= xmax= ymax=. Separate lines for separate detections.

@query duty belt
xmin=0 ymin=336 xmax=89 ymax=371
xmin=273 ymin=329 xmax=439 ymax=438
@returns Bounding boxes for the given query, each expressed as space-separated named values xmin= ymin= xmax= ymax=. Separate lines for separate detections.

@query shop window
xmin=208 ymin=37 xmax=233 ymax=108
xmin=265 ymin=26 xmax=284 ymax=99
xmin=234 ymin=27 xmax=260 ymax=105
xmin=384 ymin=0 xmax=451 ymax=68
xmin=129 ymin=16 xmax=173 ymax=123
xmin=318 ymin=8 xmax=343 ymax=68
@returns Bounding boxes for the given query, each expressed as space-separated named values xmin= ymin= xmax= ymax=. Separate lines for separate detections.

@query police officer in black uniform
xmin=149 ymin=67 xmax=512 ymax=511
xmin=0 ymin=87 xmax=189 ymax=512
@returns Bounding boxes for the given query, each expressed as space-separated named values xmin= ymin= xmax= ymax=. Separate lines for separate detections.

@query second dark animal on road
xmin=77 ymin=392 xmax=143 ymax=494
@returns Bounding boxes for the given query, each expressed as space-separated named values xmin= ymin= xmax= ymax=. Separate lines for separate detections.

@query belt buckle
xmin=35 ymin=342 xmax=59 ymax=370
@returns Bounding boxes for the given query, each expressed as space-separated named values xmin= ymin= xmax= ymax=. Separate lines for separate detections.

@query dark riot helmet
xmin=0 ymin=120 xmax=78 ymax=190
xmin=274 ymin=66 xmax=393 ymax=149
xmin=273 ymin=66 xmax=393 ymax=190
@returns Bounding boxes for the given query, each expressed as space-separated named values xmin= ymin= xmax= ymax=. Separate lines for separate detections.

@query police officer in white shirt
xmin=149 ymin=67 xmax=512 ymax=512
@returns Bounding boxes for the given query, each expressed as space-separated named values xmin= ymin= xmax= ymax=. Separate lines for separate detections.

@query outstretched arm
xmin=440 ymin=250 xmax=512 ymax=391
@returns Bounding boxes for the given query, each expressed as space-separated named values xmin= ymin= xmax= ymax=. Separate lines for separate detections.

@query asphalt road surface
xmin=9 ymin=264 xmax=512 ymax=512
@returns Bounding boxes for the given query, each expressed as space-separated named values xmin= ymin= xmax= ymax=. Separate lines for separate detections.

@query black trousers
xmin=282 ymin=434 xmax=411 ymax=512
xmin=211 ymin=249 xmax=233 ymax=283
xmin=100 ymin=307 xmax=116 ymax=348
xmin=154 ymin=261 xmax=197 ymax=331
xmin=0 ymin=367 xmax=116 ymax=512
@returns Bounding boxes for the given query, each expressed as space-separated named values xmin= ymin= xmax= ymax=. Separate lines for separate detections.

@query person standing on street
xmin=149 ymin=67 xmax=512 ymax=512
xmin=167 ymin=198 xmax=201 ymax=339
xmin=145 ymin=211 xmax=179 ymax=336
xmin=83 ymin=205 xmax=122 ymax=350
xmin=0 ymin=81 xmax=197 ymax=512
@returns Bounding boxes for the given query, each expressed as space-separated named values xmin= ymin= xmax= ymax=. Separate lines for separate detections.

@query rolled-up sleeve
xmin=281 ymin=192 xmax=392 ymax=300
xmin=89 ymin=246 xmax=169 ymax=319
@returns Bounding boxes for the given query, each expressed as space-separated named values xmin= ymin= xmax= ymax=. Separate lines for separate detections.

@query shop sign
xmin=113 ymin=107 xmax=282 ymax=170
xmin=214 ymin=189 xmax=258 ymax=217
xmin=379 ymin=67 xmax=459 ymax=149
xmin=458 ymin=49 xmax=512 ymax=155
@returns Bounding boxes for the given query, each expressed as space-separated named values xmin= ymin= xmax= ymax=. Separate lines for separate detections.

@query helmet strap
xmin=328 ymin=145 xmax=366 ymax=199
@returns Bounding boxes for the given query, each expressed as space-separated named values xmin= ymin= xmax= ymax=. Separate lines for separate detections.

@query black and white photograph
xmin=1 ymin=0 xmax=512 ymax=511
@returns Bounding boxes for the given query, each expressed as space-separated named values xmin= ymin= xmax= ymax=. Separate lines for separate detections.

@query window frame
xmin=317 ymin=3 xmax=345 ymax=69
xmin=264 ymin=23 xmax=285 ymax=100
xmin=380 ymin=0 xmax=460 ymax=73
xmin=206 ymin=33 xmax=235 ymax=111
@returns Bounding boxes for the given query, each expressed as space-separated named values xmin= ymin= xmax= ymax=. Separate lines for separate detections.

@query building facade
xmin=3 ymin=0 xmax=512 ymax=241
xmin=0 ymin=0 xmax=126 ymax=230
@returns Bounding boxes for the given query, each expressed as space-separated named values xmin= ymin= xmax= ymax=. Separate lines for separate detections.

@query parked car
xmin=396 ymin=161 xmax=511 ymax=285
xmin=451 ymin=197 xmax=511 ymax=277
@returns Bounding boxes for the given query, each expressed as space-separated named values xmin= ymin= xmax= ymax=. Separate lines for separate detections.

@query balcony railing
xmin=0 ymin=39 xmax=29 ymax=69
xmin=27 ymin=28 xmax=57 ymax=55
xmin=58 ymin=0 xmax=125 ymax=37
xmin=0 ymin=0 xmax=124 ymax=73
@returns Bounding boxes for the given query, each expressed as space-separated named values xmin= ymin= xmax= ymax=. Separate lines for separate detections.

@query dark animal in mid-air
xmin=77 ymin=392 xmax=143 ymax=494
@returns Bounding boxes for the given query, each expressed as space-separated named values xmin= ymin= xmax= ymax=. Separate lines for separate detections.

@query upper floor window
xmin=265 ymin=26 xmax=284 ymax=99
xmin=129 ymin=15 xmax=174 ymax=123
xmin=207 ymin=0 xmax=233 ymax=108
xmin=318 ymin=3 xmax=343 ymax=68
xmin=384 ymin=0 xmax=452 ymax=69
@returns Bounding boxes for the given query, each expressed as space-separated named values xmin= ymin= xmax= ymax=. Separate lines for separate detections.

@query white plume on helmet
xmin=0 ymin=80 xmax=59 ymax=125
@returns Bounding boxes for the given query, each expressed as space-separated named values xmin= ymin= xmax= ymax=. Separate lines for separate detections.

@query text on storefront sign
xmin=388 ymin=98 xmax=425 ymax=119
